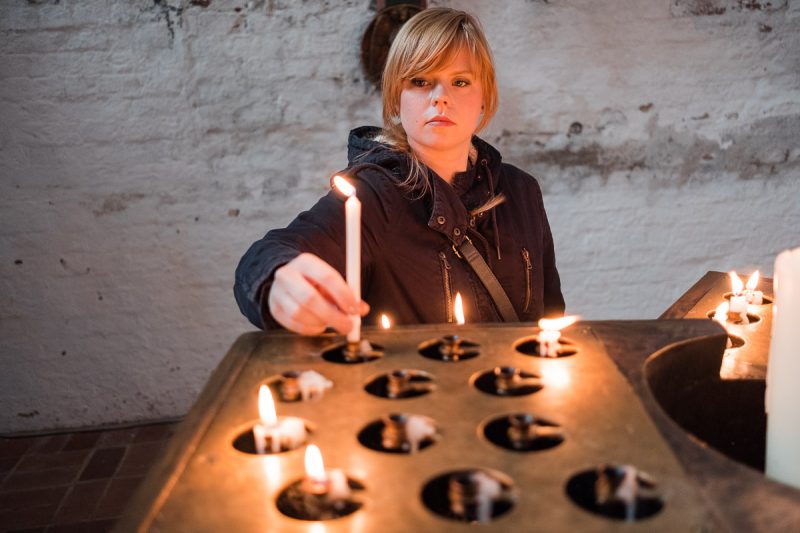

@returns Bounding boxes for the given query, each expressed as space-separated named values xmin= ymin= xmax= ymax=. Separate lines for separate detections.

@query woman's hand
xmin=268 ymin=253 xmax=369 ymax=335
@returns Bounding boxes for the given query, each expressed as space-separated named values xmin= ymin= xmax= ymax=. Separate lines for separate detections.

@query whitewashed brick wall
xmin=1 ymin=0 xmax=798 ymax=433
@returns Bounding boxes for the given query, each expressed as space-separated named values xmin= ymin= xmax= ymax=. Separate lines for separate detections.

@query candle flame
xmin=380 ymin=314 xmax=391 ymax=329
xmin=729 ymin=271 xmax=744 ymax=295
xmin=454 ymin=292 xmax=465 ymax=325
xmin=305 ymin=444 xmax=327 ymax=483
xmin=746 ymin=270 xmax=760 ymax=291
xmin=538 ymin=315 xmax=579 ymax=332
xmin=258 ymin=385 xmax=277 ymax=426
xmin=332 ymin=175 xmax=356 ymax=197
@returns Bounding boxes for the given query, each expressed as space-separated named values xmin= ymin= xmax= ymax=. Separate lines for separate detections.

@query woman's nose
xmin=431 ymin=84 xmax=449 ymax=107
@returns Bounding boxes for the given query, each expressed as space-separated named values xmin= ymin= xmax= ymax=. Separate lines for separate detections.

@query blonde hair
xmin=379 ymin=8 xmax=498 ymax=195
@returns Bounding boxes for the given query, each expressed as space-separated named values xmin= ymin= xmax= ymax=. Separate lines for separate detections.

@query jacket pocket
xmin=439 ymin=251 xmax=454 ymax=323
xmin=521 ymin=248 xmax=533 ymax=313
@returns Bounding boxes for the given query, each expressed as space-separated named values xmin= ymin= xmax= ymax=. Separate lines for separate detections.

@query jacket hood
xmin=346 ymin=126 xmax=503 ymax=178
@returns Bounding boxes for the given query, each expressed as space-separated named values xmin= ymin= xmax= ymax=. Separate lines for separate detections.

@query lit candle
xmin=454 ymin=292 xmax=465 ymax=325
xmin=380 ymin=314 xmax=391 ymax=329
xmin=252 ymin=385 xmax=307 ymax=454
xmin=766 ymin=247 xmax=800 ymax=489
xmin=333 ymin=176 xmax=361 ymax=345
xmin=303 ymin=444 xmax=329 ymax=494
xmin=728 ymin=271 xmax=747 ymax=318
xmin=302 ymin=445 xmax=352 ymax=506
xmin=745 ymin=270 xmax=764 ymax=305
xmin=537 ymin=316 xmax=579 ymax=357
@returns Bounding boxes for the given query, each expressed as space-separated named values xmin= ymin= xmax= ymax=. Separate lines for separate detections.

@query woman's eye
xmin=454 ymin=79 xmax=470 ymax=87
xmin=410 ymin=78 xmax=428 ymax=87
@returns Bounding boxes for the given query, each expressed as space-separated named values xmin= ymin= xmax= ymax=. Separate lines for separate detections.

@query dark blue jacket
xmin=234 ymin=126 xmax=565 ymax=329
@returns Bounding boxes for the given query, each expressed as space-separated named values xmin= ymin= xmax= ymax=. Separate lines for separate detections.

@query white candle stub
xmin=333 ymin=175 xmax=361 ymax=344
xmin=765 ymin=247 xmax=800 ymax=489
xmin=253 ymin=385 xmax=307 ymax=454
xmin=728 ymin=271 xmax=749 ymax=324
xmin=296 ymin=370 xmax=333 ymax=401
xmin=328 ymin=469 xmax=351 ymax=502
xmin=405 ymin=415 xmax=437 ymax=454
xmin=471 ymin=471 xmax=503 ymax=523
xmin=537 ymin=316 xmax=579 ymax=357
xmin=745 ymin=270 xmax=763 ymax=305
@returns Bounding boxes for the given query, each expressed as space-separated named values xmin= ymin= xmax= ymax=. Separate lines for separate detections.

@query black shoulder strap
xmin=457 ymin=237 xmax=520 ymax=322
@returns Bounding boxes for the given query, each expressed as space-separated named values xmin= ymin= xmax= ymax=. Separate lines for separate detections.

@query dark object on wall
xmin=361 ymin=2 xmax=427 ymax=89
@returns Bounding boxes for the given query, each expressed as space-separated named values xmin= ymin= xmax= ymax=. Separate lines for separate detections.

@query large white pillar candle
xmin=766 ymin=247 xmax=800 ymax=489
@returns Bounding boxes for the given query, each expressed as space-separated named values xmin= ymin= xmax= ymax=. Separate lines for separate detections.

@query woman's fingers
xmin=269 ymin=254 xmax=358 ymax=335
xmin=293 ymin=254 xmax=360 ymax=314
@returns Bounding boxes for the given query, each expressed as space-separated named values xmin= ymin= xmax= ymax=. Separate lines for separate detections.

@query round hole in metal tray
xmin=276 ymin=476 xmax=365 ymax=521
xmin=418 ymin=335 xmax=480 ymax=362
xmin=471 ymin=367 xmax=543 ymax=397
xmin=232 ymin=419 xmax=313 ymax=455
xmin=364 ymin=369 xmax=435 ymax=399
xmin=514 ymin=336 xmax=577 ymax=358
xmin=481 ymin=412 xmax=564 ymax=452
xmin=565 ymin=465 xmax=663 ymax=521
xmin=421 ymin=468 xmax=516 ymax=523
xmin=321 ymin=341 xmax=384 ymax=364
xmin=357 ymin=413 xmax=438 ymax=454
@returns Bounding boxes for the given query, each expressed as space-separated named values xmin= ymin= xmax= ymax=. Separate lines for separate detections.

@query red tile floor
xmin=0 ymin=421 xmax=179 ymax=532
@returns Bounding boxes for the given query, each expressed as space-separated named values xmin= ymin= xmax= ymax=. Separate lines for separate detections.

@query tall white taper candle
xmin=344 ymin=194 xmax=361 ymax=344
xmin=766 ymin=247 xmax=800 ymax=489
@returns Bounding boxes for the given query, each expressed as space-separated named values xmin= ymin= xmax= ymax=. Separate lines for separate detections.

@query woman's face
xmin=399 ymin=47 xmax=484 ymax=158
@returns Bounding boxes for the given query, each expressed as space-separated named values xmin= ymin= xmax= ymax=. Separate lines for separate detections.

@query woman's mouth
xmin=426 ymin=116 xmax=455 ymax=126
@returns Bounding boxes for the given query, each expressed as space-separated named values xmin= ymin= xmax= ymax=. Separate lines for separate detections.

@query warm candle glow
xmin=541 ymin=365 xmax=571 ymax=388
xmin=305 ymin=444 xmax=327 ymax=484
xmin=380 ymin=314 xmax=391 ymax=329
xmin=258 ymin=385 xmax=277 ymax=426
xmin=454 ymin=292 xmax=465 ymax=325
xmin=729 ymin=271 xmax=744 ymax=295
xmin=538 ymin=315 xmax=579 ymax=332
xmin=746 ymin=270 xmax=760 ymax=291
xmin=332 ymin=175 xmax=355 ymax=197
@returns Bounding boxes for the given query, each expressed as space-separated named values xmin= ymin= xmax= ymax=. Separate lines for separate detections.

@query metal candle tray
xmin=660 ymin=271 xmax=774 ymax=380
xmin=117 ymin=321 xmax=723 ymax=532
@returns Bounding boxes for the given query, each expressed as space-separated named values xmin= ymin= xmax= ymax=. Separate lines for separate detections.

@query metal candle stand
xmin=117 ymin=272 xmax=800 ymax=532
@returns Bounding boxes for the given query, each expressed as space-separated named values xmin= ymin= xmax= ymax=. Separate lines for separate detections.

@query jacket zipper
xmin=439 ymin=251 xmax=454 ymax=323
xmin=522 ymin=248 xmax=533 ymax=313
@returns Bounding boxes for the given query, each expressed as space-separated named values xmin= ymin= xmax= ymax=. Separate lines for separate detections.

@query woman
xmin=234 ymin=8 xmax=564 ymax=334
